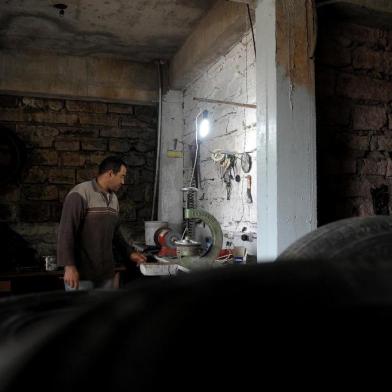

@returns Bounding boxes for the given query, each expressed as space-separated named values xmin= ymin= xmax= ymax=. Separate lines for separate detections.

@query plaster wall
xmin=182 ymin=31 xmax=257 ymax=255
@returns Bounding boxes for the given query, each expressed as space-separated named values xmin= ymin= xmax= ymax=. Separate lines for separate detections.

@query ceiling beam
xmin=227 ymin=0 xmax=256 ymax=8
xmin=169 ymin=0 xmax=250 ymax=90
xmin=0 ymin=50 xmax=158 ymax=105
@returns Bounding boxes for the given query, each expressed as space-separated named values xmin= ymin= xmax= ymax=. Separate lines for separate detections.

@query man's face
xmin=109 ymin=165 xmax=127 ymax=192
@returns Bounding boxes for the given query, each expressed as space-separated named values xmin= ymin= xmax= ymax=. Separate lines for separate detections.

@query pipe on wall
xmin=151 ymin=61 xmax=163 ymax=221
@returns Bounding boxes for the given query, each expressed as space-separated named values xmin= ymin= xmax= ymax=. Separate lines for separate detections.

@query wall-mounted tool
xmin=167 ymin=138 xmax=184 ymax=158
xmin=241 ymin=153 xmax=252 ymax=173
xmin=246 ymin=175 xmax=253 ymax=204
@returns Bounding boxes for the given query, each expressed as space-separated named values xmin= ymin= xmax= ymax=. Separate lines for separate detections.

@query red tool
xmin=154 ymin=228 xmax=181 ymax=257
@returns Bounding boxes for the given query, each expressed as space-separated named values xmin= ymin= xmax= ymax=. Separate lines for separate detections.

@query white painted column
xmin=158 ymin=90 xmax=184 ymax=233
xmin=256 ymin=0 xmax=317 ymax=261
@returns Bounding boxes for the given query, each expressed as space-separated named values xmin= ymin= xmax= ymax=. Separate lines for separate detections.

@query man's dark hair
xmin=98 ymin=156 xmax=127 ymax=175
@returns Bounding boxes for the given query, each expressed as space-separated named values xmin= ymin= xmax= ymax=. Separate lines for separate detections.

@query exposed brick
xmin=0 ymin=95 xmax=18 ymax=107
xmin=23 ymin=166 xmax=48 ymax=183
xmin=124 ymin=170 xmax=140 ymax=185
xmin=79 ymin=113 xmax=118 ymax=127
xmin=58 ymin=126 xmax=99 ymax=137
xmin=61 ymin=152 xmax=87 ymax=167
xmin=126 ymin=187 xmax=145 ymax=203
xmin=66 ymin=100 xmax=107 ymax=114
xmin=352 ymin=48 xmax=392 ymax=75
xmin=384 ymin=51 xmax=392 ymax=74
xmin=120 ymin=116 xmax=140 ymax=127
xmin=357 ymin=200 xmax=375 ymax=217
xmin=352 ymin=106 xmax=386 ymax=130
xmin=123 ymin=154 xmax=146 ymax=167
xmin=145 ymin=152 xmax=156 ymax=170
xmin=0 ymin=109 xmax=31 ymax=122
xmin=141 ymin=167 xmax=155 ymax=182
xmin=358 ymin=159 xmax=387 ymax=176
xmin=336 ymin=23 xmax=386 ymax=49
xmin=88 ymin=152 xmax=108 ymax=165
xmin=31 ymin=112 xmax=78 ymax=125
xmin=317 ymin=39 xmax=352 ymax=67
xmin=139 ymin=127 xmax=156 ymax=141
xmin=344 ymin=178 xmax=371 ymax=197
xmin=58 ymin=186 xmax=73 ymax=202
xmin=315 ymin=68 xmax=336 ymax=97
xmin=371 ymin=135 xmax=392 ymax=151
xmin=0 ymin=204 xmax=18 ymax=222
xmin=318 ymin=99 xmax=351 ymax=126
xmin=352 ymin=47 xmax=382 ymax=71
xmin=108 ymin=104 xmax=134 ymax=114
xmin=144 ymin=184 xmax=153 ymax=202
xmin=109 ymin=139 xmax=130 ymax=152
xmin=22 ymin=97 xmax=45 ymax=110
xmin=47 ymin=100 xmax=64 ymax=111
xmin=137 ymin=207 xmax=152 ymax=220
xmin=81 ymin=138 xmax=107 ymax=151
xmin=55 ymin=138 xmax=80 ymax=151
xmin=336 ymin=74 xmax=392 ymax=103
xmin=77 ymin=168 xmax=97 ymax=183
xmin=31 ymin=149 xmax=58 ymax=166
xmin=0 ymin=186 xmax=20 ymax=202
xmin=48 ymin=168 xmax=75 ymax=184
xmin=134 ymin=140 xmax=156 ymax=153
xmin=120 ymin=205 xmax=137 ymax=221
xmin=100 ymin=127 xmax=138 ymax=138
xmin=386 ymin=159 xmax=392 ymax=177
xmin=336 ymin=134 xmax=370 ymax=151
xmin=134 ymin=105 xmax=157 ymax=124
xmin=16 ymin=125 xmax=59 ymax=148
xmin=322 ymin=158 xmax=356 ymax=175
xmin=23 ymin=185 xmax=59 ymax=201
xmin=20 ymin=203 xmax=60 ymax=222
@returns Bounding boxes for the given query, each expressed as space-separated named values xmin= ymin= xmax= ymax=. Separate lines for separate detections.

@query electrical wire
xmin=151 ymin=61 xmax=163 ymax=221
xmin=189 ymin=113 xmax=200 ymax=188
xmin=247 ymin=4 xmax=256 ymax=58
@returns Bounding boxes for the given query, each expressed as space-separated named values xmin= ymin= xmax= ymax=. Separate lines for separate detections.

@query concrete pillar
xmin=158 ymin=90 xmax=184 ymax=233
xmin=256 ymin=0 xmax=317 ymax=261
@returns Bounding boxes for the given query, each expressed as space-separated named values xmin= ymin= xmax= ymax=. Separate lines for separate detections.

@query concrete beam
xmin=256 ymin=0 xmax=317 ymax=260
xmin=228 ymin=0 xmax=256 ymax=8
xmin=0 ymin=50 xmax=158 ymax=105
xmin=169 ymin=0 xmax=249 ymax=90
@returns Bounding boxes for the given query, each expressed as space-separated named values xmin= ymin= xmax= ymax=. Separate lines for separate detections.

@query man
xmin=57 ymin=156 xmax=146 ymax=290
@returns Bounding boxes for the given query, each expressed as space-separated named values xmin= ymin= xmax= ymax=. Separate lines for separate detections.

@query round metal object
xmin=241 ymin=153 xmax=252 ymax=173
xmin=155 ymin=228 xmax=180 ymax=249
xmin=175 ymin=237 xmax=202 ymax=257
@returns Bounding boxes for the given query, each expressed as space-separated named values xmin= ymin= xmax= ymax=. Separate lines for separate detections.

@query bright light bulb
xmin=199 ymin=118 xmax=210 ymax=138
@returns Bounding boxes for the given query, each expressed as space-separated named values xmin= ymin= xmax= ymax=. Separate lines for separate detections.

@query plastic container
xmin=145 ymin=221 xmax=168 ymax=245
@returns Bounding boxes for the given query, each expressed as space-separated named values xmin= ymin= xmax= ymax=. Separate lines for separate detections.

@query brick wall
xmin=316 ymin=21 xmax=392 ymax=225
xmin=0 ymin=95 xmax=157 ymax=258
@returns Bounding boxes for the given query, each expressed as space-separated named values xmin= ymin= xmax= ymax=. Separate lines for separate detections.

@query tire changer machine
xmin=140 ymin=187 xmax=223 ymax=276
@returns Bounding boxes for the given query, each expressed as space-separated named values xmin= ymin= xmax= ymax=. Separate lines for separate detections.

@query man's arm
xmin=57 ymin=192 xmax=86 ymax=289
xmin=114 ymin=224 xmax=147 ymax=264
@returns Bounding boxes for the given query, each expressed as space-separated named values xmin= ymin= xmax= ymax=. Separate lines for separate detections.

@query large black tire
xmin=2 ymin=260 xmax=392 ymax=390
xmin=278 ymin=216 xmax=392 ymax=262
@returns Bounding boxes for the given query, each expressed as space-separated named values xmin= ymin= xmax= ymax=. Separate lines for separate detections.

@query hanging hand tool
xmin=246 ymin=175 xmax=253 ymax=204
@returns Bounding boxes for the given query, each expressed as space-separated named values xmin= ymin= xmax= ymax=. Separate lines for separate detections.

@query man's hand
xmin=130 ymin=251 xmax=147 ymax=264
xmin=64 ymin=265 xmax=80 ymax=289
